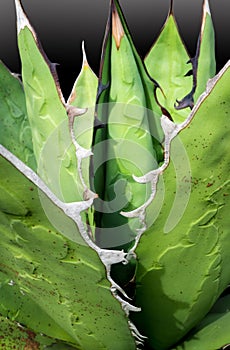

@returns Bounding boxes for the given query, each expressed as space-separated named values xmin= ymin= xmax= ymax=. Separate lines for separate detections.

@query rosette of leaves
xmin=0 ymin=0 xmax=229 ymax=349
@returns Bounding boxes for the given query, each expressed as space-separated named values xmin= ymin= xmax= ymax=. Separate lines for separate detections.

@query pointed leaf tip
xmin=169 ymin=0 xmax=174 ymax=15
xmin=15 ymin=0 xmax=32 ymax=34
xmin=204 ymin=0 xmax=211 ymax=15
xmin=111 ymin=1 xmax=124 ymax=49
xmin=81 ymin=41 xmax=89 ymax=68
xmin=201 ymin=0 xmax=211 ymax=36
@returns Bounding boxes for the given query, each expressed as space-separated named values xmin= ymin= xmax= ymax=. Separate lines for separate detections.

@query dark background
xmin=0 ymin=0 xmax=229 ymax=99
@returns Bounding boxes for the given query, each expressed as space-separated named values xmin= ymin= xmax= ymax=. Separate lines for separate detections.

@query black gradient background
xmin=0 ymin=0 xmax=229 ymax=99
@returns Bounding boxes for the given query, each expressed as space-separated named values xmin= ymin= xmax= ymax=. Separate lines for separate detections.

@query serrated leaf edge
xmin=122 ymin=60 xmax=230 ymax=253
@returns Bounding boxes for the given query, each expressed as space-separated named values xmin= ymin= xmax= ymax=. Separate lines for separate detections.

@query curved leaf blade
xmin=194 ymin=0 xmax=216 ymax=101
xmin=0 ymin=316 xmax=56 ymax=349
xmin=132 ymin=62 xmax=230 ymax=349
xmin=0 ymin=150 xmax=136 ymax=350
xmin=0 ymin=61 xmax=35 ymax=169
xmin=15 ymin=0 xmax=67 ymax=163
xmin=145 ymin=8 xmax=192 ymax=122
xmin=15 ymin=0 xmax=91 ymax=205
xmin=175 ymin=295 xmax=230 ymax=350
xmin=93 ymin=0 xmax=163 ymax=249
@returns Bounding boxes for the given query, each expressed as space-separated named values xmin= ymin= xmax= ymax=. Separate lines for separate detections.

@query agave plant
xmin=0 ymin=0 xmax=229 ymax=349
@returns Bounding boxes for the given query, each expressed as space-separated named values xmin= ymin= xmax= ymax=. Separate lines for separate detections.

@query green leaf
xmin=145 ymin=0 xmax=216 ymax=120
xmin=0 ymin=60 xmax=35 ymax=170
xmin=15 ymin=0 xmax=67 ymax=163
xmin=169 ymin=0 xmax=216 ymax=112
xmin=175 ymin=295 xmax=230 ymax=350
xmin=93 ymin=0 xmax=163 ymax=249
xmin=65 ymin=43 xmax=98 ymax=193
xmin=145 ymin=6 xmax=192 ymax=122
xmin=37 ymin=46 xmax=97 ymax=204
xmin=0 ymin=149 xmax=136 ymax=350
xmin=0 ymin=316 xmax=55 ymax=349
xmin=15 ymin=0 xmax=90 ymax=205
xmin=194 ymin=0 xmax=216 ymax=102
xmin=68 ymin=42 xmax=98 ymax=112
xmin=108 ymin=0 xmax=163 ymax=121
xmin=131 ymin=61 xmax=230 ymax=349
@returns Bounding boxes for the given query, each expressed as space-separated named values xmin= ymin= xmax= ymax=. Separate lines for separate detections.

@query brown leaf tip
xmin=112 ymin=2 xmax=124 ymax=49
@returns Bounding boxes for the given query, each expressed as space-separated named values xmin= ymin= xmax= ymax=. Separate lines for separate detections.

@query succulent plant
xmin=0 ymin=0 xmax=229 ymax=349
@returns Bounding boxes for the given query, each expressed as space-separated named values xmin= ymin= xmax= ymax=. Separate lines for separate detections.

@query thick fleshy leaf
xmin=66 ymin=43 xmax=98 ymax=191
xmin=15 ymin=0 xmax=67 ymax=162
xmin=0 ymin=150 xmax=136 ymax=350
xmin=172 ymin=0 xmax=216 ymax=111
xmin=37 ymin=46 xmax=98 ymax=205
xmin=0 ymin=316 xmax=56 ymax=349
xmin=93 ymin=0 xmax=163 ymax=249
xmin=0 ymin=60 xmax=35 ymax=169
xmin=108 ymin=0 xmax=163 ymax=123
xmin=175 ymin=295 xmax=230 ymax=350
xmin=131 ymin=62 xmax=230 ymax=349
xmin=145 ymin=6 xmax=192 ymax=122
xmin=68 ymin=42 xmax=98 ymax=112
xmin=15 ymin=0 xmax=89 ymax=204
xmin=65 ymin=44 xmax=98 ymax=234
xmin=194 ymin=0 xmax=216 ymax=101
